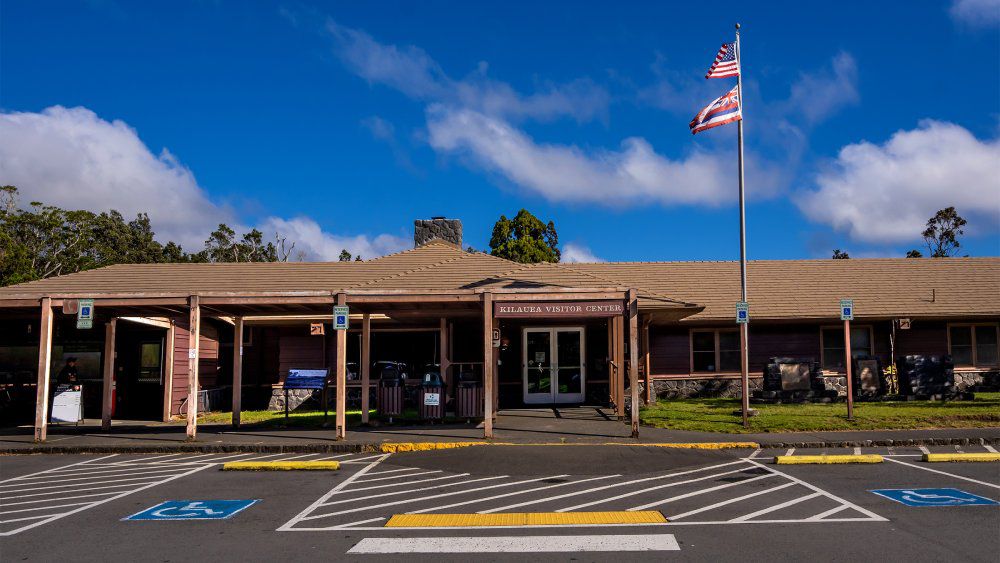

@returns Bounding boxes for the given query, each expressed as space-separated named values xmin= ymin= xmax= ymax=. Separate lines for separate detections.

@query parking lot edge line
xmin=0 ymin=454 xmax=119 ymax=484
xmin=745 ymin=459 xmax=888 ymax=521
xmin=664 ymin=482 xmax=797 ymax=521
xmin=729 ymin=492 xmax=822 ymax=522
xmin=406 ymin=474 xmax=618 ymax=515
xmin=479 ymin=460 xmax=748 ymax=514
xmin=319 ymin=476 xmax=506 ymax=508
xmin=0 ymin=463 xmax=213 ymax=536
xmin=885 ymin=457 xmax=1000 ymax=490
xmin=275 ymin=453 xmax=390 ymax=532
xmin=555 ymin=467 xmax=754 ymax=513
xmin=301 ymin=474 xmax=573 ymax=520
xmin=624 ymin=472 xmax=777 ymax=512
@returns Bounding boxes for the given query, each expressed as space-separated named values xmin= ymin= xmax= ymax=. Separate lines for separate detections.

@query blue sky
xmin=1 ymin=0 xmax=998 ymax=262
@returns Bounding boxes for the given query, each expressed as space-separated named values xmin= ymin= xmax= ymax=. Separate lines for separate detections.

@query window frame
xmin=819 ymin=325 xmax=874 ymax=373
xmin=689 ymin=328 xmax=741 ymax=375
xmin=947 ymin=323 xmax=1000 ymax=368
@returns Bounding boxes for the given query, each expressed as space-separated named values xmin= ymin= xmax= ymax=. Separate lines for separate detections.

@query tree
xmin=203 ymin=224 xmax=279 ymax=263
xmin=831 ymin=249 xmax=850 ymax=259
xmin=354 ymin=255 xmax=363 ymax=261
xmin=905 ymin=249 xmax=923 ymax=258
xmin=488 ymin=209 xmax=560 ymax=263
xmin=921 ymin=207 xmax=967 ymax=257
xmin=338 ymin=249 xmax=352 ymax=262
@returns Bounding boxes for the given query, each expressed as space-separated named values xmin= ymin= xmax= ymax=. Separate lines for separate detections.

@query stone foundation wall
xmin=649 ymin=377 xmax=763 ymax=399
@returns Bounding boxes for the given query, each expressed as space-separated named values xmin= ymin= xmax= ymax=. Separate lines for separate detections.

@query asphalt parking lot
xmin=1 ymin=445 xmax=998 ymax=561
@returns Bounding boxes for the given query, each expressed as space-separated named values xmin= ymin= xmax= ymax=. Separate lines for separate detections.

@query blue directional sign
xmin=125 ymin=500 xmax=260 ymax=521
xmin=870 ymin=488 xmax=998 ymax=507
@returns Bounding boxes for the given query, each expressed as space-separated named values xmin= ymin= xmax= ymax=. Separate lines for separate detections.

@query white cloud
xmin=258 ymin=217 xmax=410 ymax=261
xmin=0 ymin=106 xmax=230 ymax=249
xmin=950 ymin=0 xmax=1000 ymax=27
xmin=561 ymin=243 xmax=604 ymax=263
xmin=427 ymin=106 xmax=780 ymax=206
xmin=0 ymin=105 xmax=409 ymax=259
xmin=326 ymin=18 xmax=609 ymax=123
xmin=796 ymin=120 xmax=1000 ymax=243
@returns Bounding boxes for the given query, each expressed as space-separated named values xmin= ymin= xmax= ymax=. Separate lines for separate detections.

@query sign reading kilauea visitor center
xmin=494 ymin=300 xmax=624 ymax=318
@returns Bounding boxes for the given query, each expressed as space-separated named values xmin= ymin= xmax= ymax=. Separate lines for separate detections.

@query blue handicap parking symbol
xmin=125 ymin=500 xmax=260 ymax=521
xmin=870 ymin=488 xmax=999 ymax=507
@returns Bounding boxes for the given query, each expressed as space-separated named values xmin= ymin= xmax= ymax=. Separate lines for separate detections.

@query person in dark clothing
xmin=57 ymin=357 xmax=80 ymax=388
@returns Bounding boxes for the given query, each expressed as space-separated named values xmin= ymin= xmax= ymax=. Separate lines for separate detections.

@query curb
xmin=222 ymin=461 xmax=341 ymax=471
xmin=775 ymin=454 xmax=884 ymax=465
xmin=2 ymin=436 xmax=998 ymax=455
xmin=923 ymin=453 xmax=1000 ymax=463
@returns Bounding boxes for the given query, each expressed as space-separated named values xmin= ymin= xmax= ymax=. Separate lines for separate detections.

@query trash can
xmin=455 ymin=370 xmax=484 ymax=420
xmin=377 ymin=363 xmax=406 ymax=420
xmin=419 ymin=370 xmax=445 ymax=421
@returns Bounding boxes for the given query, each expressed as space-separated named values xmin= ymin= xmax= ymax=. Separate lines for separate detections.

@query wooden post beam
xmin=232 ymin=316 xmax=244 ymax=429
xmin=162 ymin=322 xmax=175 ymax=422
xmin=361 ymin=312 xmax=371 ymax=425
xmin=335 ymin=292 xmax=348 ymax=439
xmin=101 ymin=318 xmax=117 ymax=431
xmin=186 ymin=295 xmax=200 ymax=441
xmin=33 ymin=297 xmax=54 ymax=443
xmin=483 ymin=292 xmax=494 ymax=439
xmin=628 ymin=289 xmax=640 ymax=439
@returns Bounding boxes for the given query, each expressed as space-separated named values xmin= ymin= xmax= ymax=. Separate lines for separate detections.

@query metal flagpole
xmin=735 ymin=23 xmax=750 ymax=428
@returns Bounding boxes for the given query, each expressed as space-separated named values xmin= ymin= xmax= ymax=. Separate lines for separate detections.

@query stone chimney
xmin=414 ymin=217 xmax=463 ymax=248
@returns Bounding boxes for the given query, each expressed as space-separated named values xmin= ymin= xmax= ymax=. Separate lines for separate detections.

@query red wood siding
xmin=278 ymin=335 xmax=325 ymax=381
xmin=169 ymin=321 xmax=220 ymax=416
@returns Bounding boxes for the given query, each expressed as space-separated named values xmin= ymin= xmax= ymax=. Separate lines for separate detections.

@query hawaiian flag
xmin=689 ymin=85 xmax=741 ymax=134
xmin=705 ymin=42 xmax=739 ymax=79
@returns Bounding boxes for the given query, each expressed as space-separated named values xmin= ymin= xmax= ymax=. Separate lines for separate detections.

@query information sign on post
xmin=333 ymin=305 xmax=349 ymax=330
xmin=736 ymin=301 xmax=749 ymax=324
xmin=77 ymin=299 xmax=94 ymax=329
xmin=840 ymin=298 xmax=855 ymax=420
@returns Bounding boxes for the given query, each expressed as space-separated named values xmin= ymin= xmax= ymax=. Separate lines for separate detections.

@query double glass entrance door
xmin=523 ymin=327 xmax=585 ymax=404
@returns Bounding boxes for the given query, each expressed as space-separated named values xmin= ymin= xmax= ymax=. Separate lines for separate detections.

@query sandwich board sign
xmin=333 ymin=306 xmax=349 ymax=330
xmin=77 ymin=299 xmax=94 ymax=329
xmin=840 ymin=299 xmax=854 ymax=321
xmin=736 ymin=301 xmax=749 ymax=324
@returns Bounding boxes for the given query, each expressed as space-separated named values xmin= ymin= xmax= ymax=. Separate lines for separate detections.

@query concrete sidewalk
xmin=3 ymin=406 xmax=999 ymax=453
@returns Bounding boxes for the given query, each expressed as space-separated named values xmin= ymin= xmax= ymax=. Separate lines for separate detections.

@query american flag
xmin=705 ymin=42 xmax=739 ymax=79
xmin=689 ymin=85 xmax=741 ymax=134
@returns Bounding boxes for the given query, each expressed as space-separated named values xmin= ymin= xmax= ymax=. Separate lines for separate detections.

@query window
xmin=821 ymin=326 xmax=873 ymax=371
xmin=691 ymin=330 xmax=741 ymax=373
xmin=949 ymin=324 xmax=999 ymax=368
xmin=137 ymin=341 xmax=163 ymax=383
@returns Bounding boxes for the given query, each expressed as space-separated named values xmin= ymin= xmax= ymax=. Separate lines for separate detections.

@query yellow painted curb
xmin=775 ymin=454 xmax=883 ymax=465
xmin=221 ymin=461 xmax=340 ymax=471
xmin=379 ymin=442 xmax=490 ymax=453
xmin=923 ymin=453 xmax=1000 ymax=463
xmin=384 ymin=511 xmax=667 ymax=527
xmin=379 ymin=441 xmax=758 ymax=453
xmin=635 ymin=442 xmax=760 ymax=450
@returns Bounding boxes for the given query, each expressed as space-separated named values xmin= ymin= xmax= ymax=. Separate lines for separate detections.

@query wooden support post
xmin=335 ymin=292 xmax=348 ymax=439
xmin=162 ymin=322 xmax=175 ymax=422
xmin=607 ymin=319 xmax=616 ymax=414
xmin=844 ymin=319 xmax=854 ymax=421
xmin=482 ymin=292 xmax=494 ymax=439
xmin=232 ymin=317 xmax=244 ymax=429
xmin=101 ymin=319 xmax=117 ymax=431
xmin=627 ymin=290 xmax=640 ymax=439
xmin=614 ymin=315 xmax=625 ymax=421
xmin=33 ymin=297 xmax=54 ymax=443
xmin=361 ymin=312 xmax=371 ymax=425
xmin=643 ymin=319 xmax=652 ymax=404
xmin=439 ymin=317 xmax=449 ymax=407
xmin=186 ymin=295 xmax=200 ymax=441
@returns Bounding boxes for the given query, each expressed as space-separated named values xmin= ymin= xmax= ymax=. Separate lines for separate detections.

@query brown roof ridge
xmin=347 ymin=253 xmax=472 ymax=288
xmin=552 ymin=261 xmax=695 ymax=306
xmin=572 ymin=256 xmax=1000 ymax=265
xmin=365 ymin=239 xmax=462 ymax=262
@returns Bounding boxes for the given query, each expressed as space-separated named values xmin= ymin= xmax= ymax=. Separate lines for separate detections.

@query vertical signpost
xmin=840 ymin=299 xmax=854 ymax=421
xmin=333 ymin=301 xmax=349 ymax=439
xmin=736 ymin=301 xmax=750 ymax=427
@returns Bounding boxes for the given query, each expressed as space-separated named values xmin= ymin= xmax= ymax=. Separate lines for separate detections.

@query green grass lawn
xmin=191 ymin=409 xmax=371 ymax=428
xmin=639 ymin=392 xmax=1000 ymax=433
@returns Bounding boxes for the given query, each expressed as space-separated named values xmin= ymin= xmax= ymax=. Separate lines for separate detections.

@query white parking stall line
xmin=853 ymin=447 xmax=862 ymax=455
xmin=1 ymin=454 xmax=119 ymax=483
xmin=748 ymin=449 xmax=761 ymax=459
xmin=2 ymin=465 xmax=181 ymax=482
xmin=665 ymin=482 xmax=797 ymax=521
xmin=358 ymin=467 xmax=424 ymax=477
xmin=558 ymin=467 xmax=754 ymax=513
xmin=785 ymin=448 xmax=795 ymax=457
xmin=479 ymin=460 xmax=747 ymax=514
xmin=805 ymin=504 xmax=851 ymax=521
xmin=0 ymin=491 xmax=131 ymax=507
xmin=407 ymin=475 xmax=616 ymax=515
xmin=0 ymin=462 xmax=214 ymax=536
xmin=0 ymin=501 xmax=95 ymax=516
xmin=319 ymin=476 xmax=507 ymax=508
xmin=313 ymin=454 xmax=358 ymax=461
xmin=340 ymin=455 xmax=386 ymax=464
xmin=885 ymin=457 xmax=1000 ymax=490
xmin=345 ymin=473 xmax=474 ymax=493
xmin=347 ymin=534 xmax=682 ymax=554
xmin=745 ymin=459 xmax=888 ymax=521
xmin=354 ymin=470 xmax=443 ymax=483
xmin=0 ymin=468 xmax=183 ymax=487
xmin=2 ymin=482 xmax=168 ymax=501
xmin=1 ymin=474 xmax=187 ymax=494
xmin=984 ymin=445 xmax=998 ymax=453
xmin=301 ymin=474 xmax=571 ymax=521
xmin=729 ymin=492 xmax=822 ymax=522
xmin=277 ymin=454 xmax=391 ymax=532
xmin=625 ymin=473 xmax=776 ymax=512
xmin=918 ymin=445 xmax=930 ymax=454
